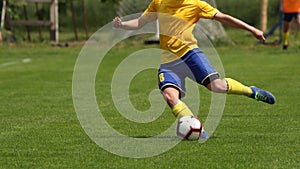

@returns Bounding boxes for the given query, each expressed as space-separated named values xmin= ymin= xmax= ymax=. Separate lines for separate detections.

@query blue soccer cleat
xmin=200 ymin=130 xmax=209 ymax=139
xmin=250 ymin=86 xmax=275 ymax=104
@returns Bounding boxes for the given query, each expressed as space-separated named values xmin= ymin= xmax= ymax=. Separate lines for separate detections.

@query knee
xmin=162 ymin=87 xmax=180 ymax=107
xmin=206 ymin=79 xmax=228 ymax=93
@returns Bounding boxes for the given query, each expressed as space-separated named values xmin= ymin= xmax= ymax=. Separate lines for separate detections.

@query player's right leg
xmin=282 ymin=13 xmax=293 ymax=50
xmin=282 ymin=27 xmax=290 ymax=50
xmin=161 ymin=87 xmax=209 ymax=139
xmin=158 ymin=68 xmax=194 ymax=119
xmin=162 ymin=87 xmax=193 ymax=119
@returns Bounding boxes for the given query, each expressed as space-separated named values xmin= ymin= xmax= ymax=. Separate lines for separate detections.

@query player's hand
xmin=251 ymin=27 xmax=266 ymax=43
xmin=112 ymin=16 xmax=122 ymax=28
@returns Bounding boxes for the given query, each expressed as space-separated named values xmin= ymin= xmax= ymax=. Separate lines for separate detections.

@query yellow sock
xmin=225 ymin=78 xmax=252 ymax=97
xmin=172 ymin=101 xmax=193 ymax=119
xmin=283 ymin=32 xmax=289 ymax=46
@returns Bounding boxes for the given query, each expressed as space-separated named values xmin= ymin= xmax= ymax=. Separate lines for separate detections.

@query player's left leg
xmin=207 ymin=78 xmax=275 ymax=104
xmin=183 ymin=48 xmax=252 ymax=97
xmin=296 ymin=13 xmax=300 ymax=45
xmin=185 ymin=48 xmax=275 ymax=104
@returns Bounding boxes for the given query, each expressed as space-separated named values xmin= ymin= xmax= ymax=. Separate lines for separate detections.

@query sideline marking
xmin=0 ymin=58 xmax=31 ymax=68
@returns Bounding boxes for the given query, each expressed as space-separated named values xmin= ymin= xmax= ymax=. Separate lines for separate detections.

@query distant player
xmin=112 ymin=0 xmax=275 ymax=137
xmin=281 ymin=0 xmax=300 ymax=49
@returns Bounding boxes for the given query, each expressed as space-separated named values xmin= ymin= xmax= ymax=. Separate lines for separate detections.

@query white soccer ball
xmin=176 ymin=116 xmax=203 ymax=140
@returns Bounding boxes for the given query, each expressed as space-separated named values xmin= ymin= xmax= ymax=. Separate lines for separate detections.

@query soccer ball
xmin=176 ymin=116 xmax=203 ymax=140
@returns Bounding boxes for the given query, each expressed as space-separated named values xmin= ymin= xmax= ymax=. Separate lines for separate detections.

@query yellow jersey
xmin=142 ymin=0 xmax=218 ymax=63
xmin=282 ymin=0 xmax=300 ymax=13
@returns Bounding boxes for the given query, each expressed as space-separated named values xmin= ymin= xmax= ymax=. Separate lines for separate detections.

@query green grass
xmin=0 ymin=36 xmax=299 ymax=168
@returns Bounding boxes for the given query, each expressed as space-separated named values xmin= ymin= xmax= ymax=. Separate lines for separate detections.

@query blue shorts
xmin=283 ymin=12 xmax=299 ymax=22
xmin=158 ymin=48 xmax=219 ymax=97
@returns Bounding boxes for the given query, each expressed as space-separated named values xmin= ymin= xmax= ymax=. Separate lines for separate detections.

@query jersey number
xmin=159 ymin=73 xmax=165 ymax=82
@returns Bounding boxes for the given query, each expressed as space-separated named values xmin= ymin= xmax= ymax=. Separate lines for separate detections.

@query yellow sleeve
xmin=198 ymin=1 xmax=219 ymax=19
xmin=141 ymin=0 xmax=157 ymax=22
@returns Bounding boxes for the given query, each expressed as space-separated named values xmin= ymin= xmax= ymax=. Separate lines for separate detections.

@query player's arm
xmin=112 ymin=16 xmax=149 ymax=30
xmin=214 ymin=12 xmax=265 ymax=42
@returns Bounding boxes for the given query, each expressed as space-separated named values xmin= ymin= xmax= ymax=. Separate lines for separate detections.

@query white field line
xmin=0 ymin=58 xmax=31 ymax=68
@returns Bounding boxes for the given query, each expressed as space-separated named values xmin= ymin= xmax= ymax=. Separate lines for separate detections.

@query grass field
xmin=1 ymin=33 xmax=300 ymax=168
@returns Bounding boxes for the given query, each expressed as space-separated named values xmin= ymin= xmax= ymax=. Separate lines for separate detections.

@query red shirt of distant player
xmin=281 ymin=0 xmax=300 ymax=13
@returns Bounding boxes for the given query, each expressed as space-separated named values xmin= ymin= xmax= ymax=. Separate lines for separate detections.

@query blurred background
xmin=0 ymin=0 xmax=283 ymax=44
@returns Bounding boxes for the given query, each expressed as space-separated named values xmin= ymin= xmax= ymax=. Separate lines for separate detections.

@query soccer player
xmin=281 ymin=0 xmax=300 ymax=49
xmin=112 ymin=0 xmax=275 ymax=137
